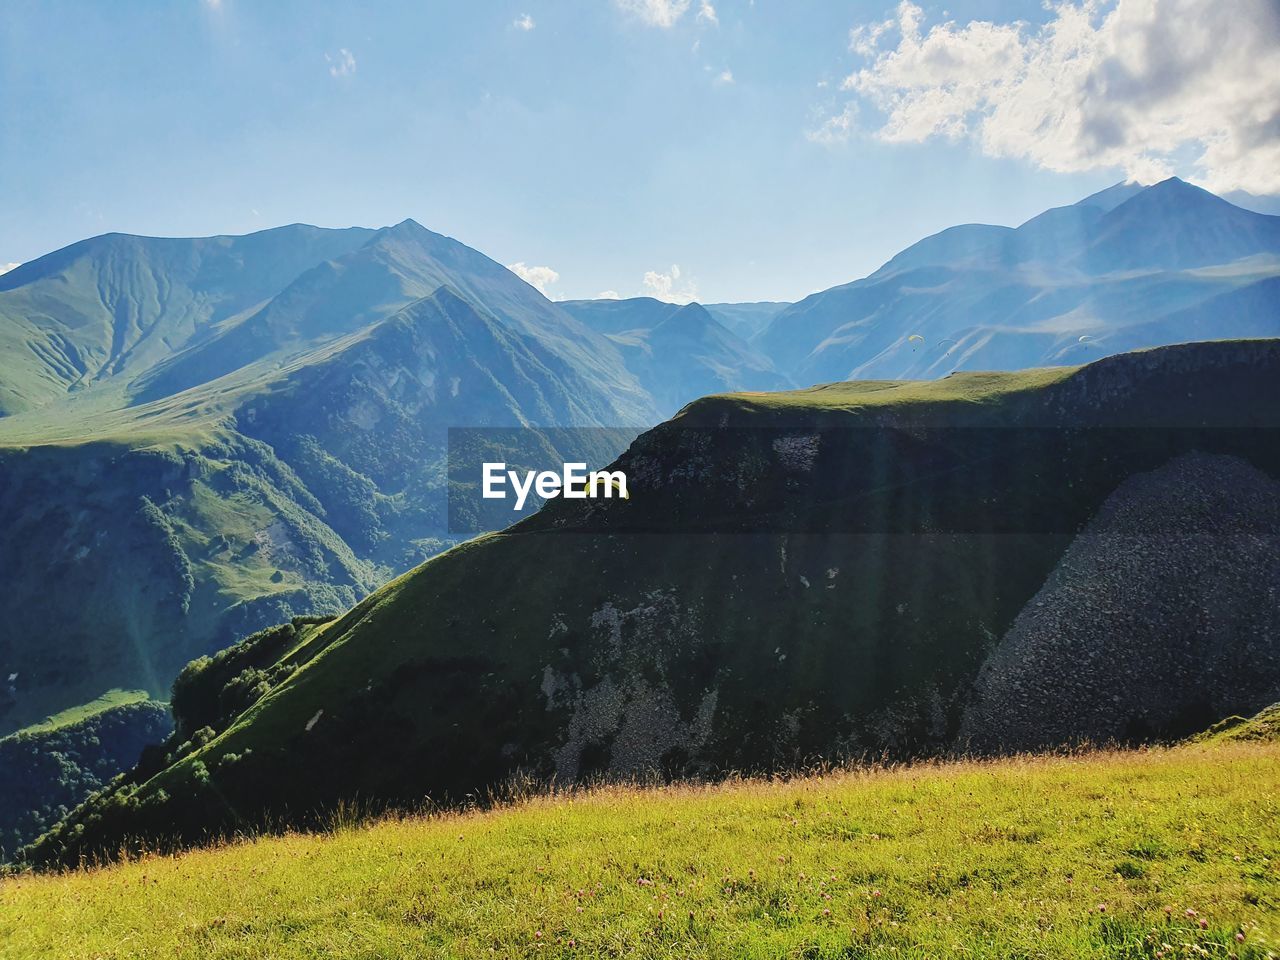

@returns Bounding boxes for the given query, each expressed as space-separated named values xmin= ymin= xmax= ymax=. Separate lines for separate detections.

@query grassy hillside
xmin=9 ymin=689 xmax=151 ymax=737
xmin=3 ymin=737 xmax=1277 ymax=958
xmin=25 ymin=340 xmax=1280 ymax=866
xmin=1195 ymin=704 xmax=1280 ymax=745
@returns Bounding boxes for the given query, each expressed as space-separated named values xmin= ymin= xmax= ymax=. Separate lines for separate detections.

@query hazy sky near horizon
xmin=3 ymin=0 xmax=1277 ymax=302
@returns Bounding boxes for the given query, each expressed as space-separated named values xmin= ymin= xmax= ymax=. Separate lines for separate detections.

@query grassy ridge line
xmin=3 ymin=742 xmax=1277 ymax=959
xmin=4 ymin=690 xmax=152 ymax=740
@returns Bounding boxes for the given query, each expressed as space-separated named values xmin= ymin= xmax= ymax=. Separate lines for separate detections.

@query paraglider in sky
xmin=1078 ymin=335 xmax=1092 ymax=343
xmin=907 ymin=334 xmax=925 ymax=343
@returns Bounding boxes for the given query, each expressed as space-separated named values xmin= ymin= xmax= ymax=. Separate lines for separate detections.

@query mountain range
xmin=2 ymin=178 xmax=1278 ymax=856
xmin=25 ymin=338 xmax=1280 ymax=866
xmin=754 ymin=178 xmax=1280 ymax=382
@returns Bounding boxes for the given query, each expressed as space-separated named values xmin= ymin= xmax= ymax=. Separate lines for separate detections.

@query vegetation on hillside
xmin=3 ymin=736 xmax=1276 ymax=958
xmin=0 ymin=693 xmax=171 ymax=860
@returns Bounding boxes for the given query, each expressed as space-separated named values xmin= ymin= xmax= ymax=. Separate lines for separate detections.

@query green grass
xmin=1195 ymin=705 xmax=1280 ymax=745
xmin=707 ymin=364 xmax=1080 ymax=413
xmin=4 ymin=690 xmax=153 ymax=740
xmin=3 ymin=740 xmax=1276 ymax=959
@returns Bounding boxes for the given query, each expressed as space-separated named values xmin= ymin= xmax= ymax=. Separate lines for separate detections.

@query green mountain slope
xmin=0 ymin=225 xmax=375 ymax=416
xmin=131 ymin=220 xmax=654 ymax=425
xmin=27 ymin=340 xmax=1280 ymax=865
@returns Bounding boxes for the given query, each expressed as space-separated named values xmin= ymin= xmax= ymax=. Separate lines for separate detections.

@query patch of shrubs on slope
xmin=19 ymin=615 xmax=338 ymax=867
xmin=0 ymin=700 xmax=172 ymax=861
xmin=137 ymin=494 xmax=196 ymax=615
xmin=167 ymin=614 xmax=338 ymax=745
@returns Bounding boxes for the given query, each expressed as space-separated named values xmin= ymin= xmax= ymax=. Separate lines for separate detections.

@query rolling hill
xmin=24 ymin=339 xmax=1280 ymax=866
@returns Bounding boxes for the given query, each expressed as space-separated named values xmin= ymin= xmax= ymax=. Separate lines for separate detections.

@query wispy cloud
xmin=325 ymin=48 xmax=356 ymax=78
xmin=507 ymin=262 xmax=560 ymax=297
xmin=0 ymin=263 xmax=20 ymax=276
xmin=817 ymin=0 xmax=1280 ymax=194
xmin=513 ymin=13 xmax=535 ymax=31
xmin=806 ymin=102 xmax=858 ymax=145
xmin=614 ymin=0 xmax=692 ymax=28
xmin=642 ymin=264 xmax=698 ymax=304
xmin=596 ymin=290 xmax=623 ymax=300
xmin=714 ymin=68 xmax=734 ymax=85
xmin=697 ymin=0 xmax=718 ymax=25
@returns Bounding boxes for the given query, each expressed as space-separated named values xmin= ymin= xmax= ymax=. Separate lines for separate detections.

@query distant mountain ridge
xmin=0 ymin=225 xmax=377 ymax=416
xmin=559 ymin=297 xmax=792 ymax=411
xmin=755 ymin=178 xmax=1280 ymax=383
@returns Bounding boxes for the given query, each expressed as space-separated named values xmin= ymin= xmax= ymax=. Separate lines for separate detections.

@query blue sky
xmin=3 ymin=0 xmax=1276 ymax=302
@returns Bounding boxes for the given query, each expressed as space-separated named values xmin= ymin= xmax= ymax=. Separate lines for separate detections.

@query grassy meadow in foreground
xmin=3 ymin=742 xmax=1277 ymax=960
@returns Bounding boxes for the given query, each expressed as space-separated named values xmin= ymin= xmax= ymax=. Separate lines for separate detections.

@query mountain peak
xmin=652 ymin=301 xmax=715 ymax=333
xmin=1075 ymin=180 xmax=1148 ymax=213
xmin=1108 ymin=175 xmax=1251 ymax=219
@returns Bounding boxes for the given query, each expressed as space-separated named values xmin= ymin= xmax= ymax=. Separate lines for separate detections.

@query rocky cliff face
xmin=961 ymin=452 xmax=1280 ymax=751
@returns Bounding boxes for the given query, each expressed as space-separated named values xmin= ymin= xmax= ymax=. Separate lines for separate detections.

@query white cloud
xmin=822 ymin=0 xmax=1280 ymax=194
xmin=642 ymin=264 xmax=699 ymax=304
xmin=806 ymin=102 xmax=859 ymax=145
xmin=513 ymin=13 xmax=535 ymax=31
xmin=697 ymin=0 xmax=718 ymax=25
xmin=507 ymin=262 xmax=561 ymax=297
xmin=714 ymin=68 xmax=734 ymax=85
xmin=325 ymin=48 xmax=356 ymax=78
xmin=615 ymin=0 xmax=692 ymax=28
xmin=596 ymin=290 xmax=623 ymax=300
xmin=0 ymin=263 xmax=20 ymax=276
